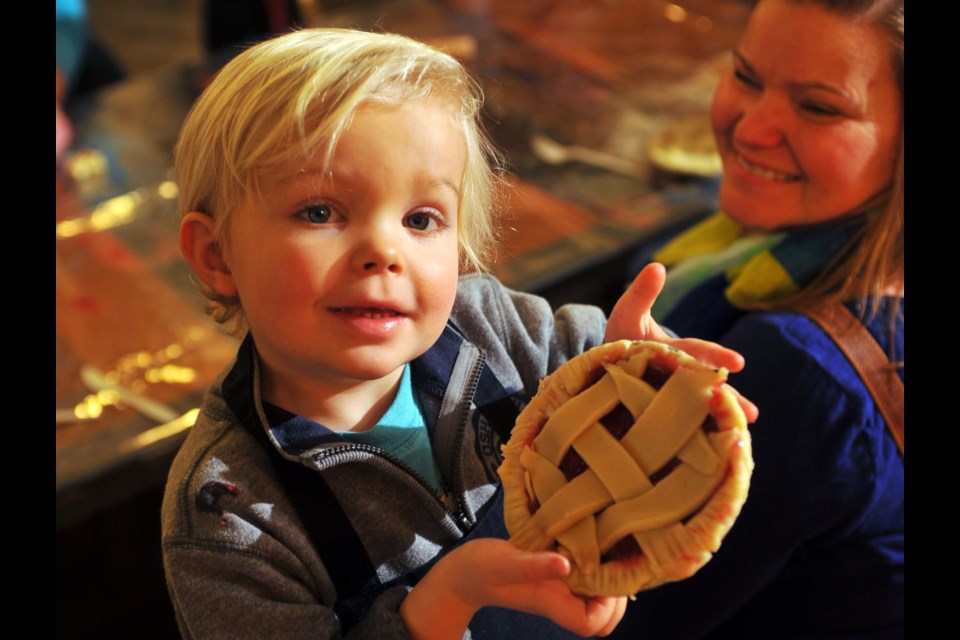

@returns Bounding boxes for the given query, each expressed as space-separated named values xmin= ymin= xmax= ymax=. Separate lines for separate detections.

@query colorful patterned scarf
xmin=650 ymin=211 xmax=861 ymax=336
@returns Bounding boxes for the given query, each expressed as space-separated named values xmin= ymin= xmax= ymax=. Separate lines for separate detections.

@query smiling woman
xmin=710 ymin=0 xmax=901 ymax=230
xmin=616 ymin=0 xmax=904 ymax=638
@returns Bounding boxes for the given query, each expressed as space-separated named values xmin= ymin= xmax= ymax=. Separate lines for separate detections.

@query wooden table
xmin=55 ymin=53 xmax=243 ymax=527
xmin=56 ymin=0 xmax=749 ymax=528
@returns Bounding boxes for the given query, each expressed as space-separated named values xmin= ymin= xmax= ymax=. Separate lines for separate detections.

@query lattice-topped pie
xmin=499 ymin=340 xmax=753 ymax=597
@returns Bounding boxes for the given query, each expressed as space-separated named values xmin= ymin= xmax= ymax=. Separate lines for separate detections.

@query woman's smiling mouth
xmin=734 ymin=151 xmax=802 ymax=183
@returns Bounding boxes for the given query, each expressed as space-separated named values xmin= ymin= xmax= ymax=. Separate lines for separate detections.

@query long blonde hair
xmin=765 ymin=0 xmax=903 ymax=318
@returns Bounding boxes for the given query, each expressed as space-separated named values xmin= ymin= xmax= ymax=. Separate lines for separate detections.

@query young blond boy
xmin=163 ymin=28 xmax=750 ymax=639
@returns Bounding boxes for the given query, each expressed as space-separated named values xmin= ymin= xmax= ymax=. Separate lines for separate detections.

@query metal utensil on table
xmin=530 ymin=134 xmax=646 ymax=180
xmin=117 ymin=407 xmax=200 ymax=454
xmin=56 ymin=408 xmax=99 ymax=424
xmin=79 ymin=364 xmax=180 ymax=424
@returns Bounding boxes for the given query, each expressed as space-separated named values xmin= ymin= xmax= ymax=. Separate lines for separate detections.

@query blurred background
xmin=57 ymin=1 xmax=746 ymax=637
xmin=85 ymin=0 xmax=202 ymax=76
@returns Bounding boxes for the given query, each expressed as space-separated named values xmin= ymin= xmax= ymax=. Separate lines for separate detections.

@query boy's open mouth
xmin=331 ymin=307 xmax=405 ymax=319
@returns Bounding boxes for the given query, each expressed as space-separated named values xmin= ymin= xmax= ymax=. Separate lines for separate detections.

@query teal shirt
xmin=338 ymin=365 xmax=445 ymax=497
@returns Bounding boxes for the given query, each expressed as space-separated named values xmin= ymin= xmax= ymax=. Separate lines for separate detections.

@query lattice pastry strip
xmin=512 ymin=361 xmax=721 ymax=545
xmin=500 ymin=340 xmax=753 ymax=597
xmin=574 ymin=422 xmax=653 ymax=502
xmin=520 ymin=445 xmax=605 ymax=575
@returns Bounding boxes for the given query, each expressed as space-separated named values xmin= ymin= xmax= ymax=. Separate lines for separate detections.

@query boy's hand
xmin=400 ymin=538 xmax=626 ymax=639
xmin=606 ymin=263 xmax=758 ymax=422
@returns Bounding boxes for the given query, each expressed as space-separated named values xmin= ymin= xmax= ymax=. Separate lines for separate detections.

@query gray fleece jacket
xmin=161 ymin=273 xmax=608 ymax=639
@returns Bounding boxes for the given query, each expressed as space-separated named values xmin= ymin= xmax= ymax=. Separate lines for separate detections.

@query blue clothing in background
xmin=614 ymin=288 xmax=903 ymax=639
xmin=56 ymin=0 xmax=88 ymax=82
xmin=56 ymin=0 xmax=124 ymax=101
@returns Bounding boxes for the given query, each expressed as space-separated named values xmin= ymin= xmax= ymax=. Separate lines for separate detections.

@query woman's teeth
xmin=736 ymin=153 xmax=799 ymax=182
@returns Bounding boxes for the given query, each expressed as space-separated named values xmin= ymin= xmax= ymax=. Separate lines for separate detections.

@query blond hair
xmin=765 ymin=0 xmax=903 ymax=317
xmin=175 ymin=28 xmax=504 ymax=333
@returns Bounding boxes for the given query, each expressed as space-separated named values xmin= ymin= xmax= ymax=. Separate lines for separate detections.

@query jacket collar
xmin=221 ymin=323 xmax=472 ymax=457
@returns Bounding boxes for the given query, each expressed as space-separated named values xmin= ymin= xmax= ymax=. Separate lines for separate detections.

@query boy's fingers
xmin=498 ymin=550 xmax=570 ymax=584
xmin=668 ymin=337 xmax=745 ymax=372
xmin=659 ymin=339 xmax=758 ymax=422
xmin=614 ymin=263 xmax=666 ymax=320
xmin=606 ymin=263 xmax=669 ymax=342
xmin=591 ymin=597 xmax=628 ymax=637
xmin=724 ymin=384 xmax=760 ymax=423
xmin=461 ymin=540 xmax=570 ymax=585
xmin=541 ymin=594 xmax=627 ymax=637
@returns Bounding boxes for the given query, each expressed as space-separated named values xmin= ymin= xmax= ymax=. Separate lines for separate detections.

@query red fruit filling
xmin=601 ymin=533 xmax=644 ymax=566
xmin=557 ymin=361 xmax=674 ymax=482
xmin=540 ymin=357 xmax=723 ymax=564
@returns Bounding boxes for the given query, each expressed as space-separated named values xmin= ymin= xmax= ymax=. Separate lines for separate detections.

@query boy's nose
xmin=353 ymin=232 xmax=404 ymax=274
xmin=362 ymin=254 xmax=402 ymax=274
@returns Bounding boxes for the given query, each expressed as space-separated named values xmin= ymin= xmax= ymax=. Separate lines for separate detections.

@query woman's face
xmin=711 ymin=0 xmax=901 ymax=230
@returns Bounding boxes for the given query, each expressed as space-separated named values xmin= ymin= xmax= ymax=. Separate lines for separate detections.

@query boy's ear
xmin=179 ymin=212 xmax=238 ymax=298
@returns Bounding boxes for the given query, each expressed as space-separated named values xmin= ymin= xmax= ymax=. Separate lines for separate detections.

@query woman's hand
xmin=606 ymin=262 xmax=759 ymax=422
xmin=400 ymin=538 xmax=626 ymax=639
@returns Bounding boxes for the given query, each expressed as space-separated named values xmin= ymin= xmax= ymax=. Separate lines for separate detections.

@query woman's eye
xmin=301 ymin=204 xmax=334 ymax=224
xmin=405 ymin=210 xmax=440 ymax=232
xmin=800 ymin=102 xmax=841 ymax=117
xmin=734 ymin=69 xmax=761 ymax=89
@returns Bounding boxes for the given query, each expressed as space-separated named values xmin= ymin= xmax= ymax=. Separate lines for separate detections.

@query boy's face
xmin=220 ymin=100 xmax=466 ymax=413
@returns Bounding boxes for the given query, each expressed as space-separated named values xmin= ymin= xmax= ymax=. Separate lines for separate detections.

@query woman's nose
xmin=734 ymin=94 xmax=787 ymax=148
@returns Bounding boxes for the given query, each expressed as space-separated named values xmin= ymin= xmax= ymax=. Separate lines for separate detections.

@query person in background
xmin=56 ymin=0 xmax=125 ymax=164
xmin=56 ymin=69 xmax=72 ymax=165
xmin=203 ymin=0 xmax=305 ymax=54
xmin=615 ymin=0 xmax=903 ymax=637
xmin=161 ymin=27 xmax=754 ymax=639
xmin=56 ymin=0 xmax=125 ymax=104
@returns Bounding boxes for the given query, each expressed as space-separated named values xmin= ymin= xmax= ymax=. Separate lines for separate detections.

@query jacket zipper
xmin=301 ymin=350 xmax=488 ymax=535
xmin=309 ymin=442 xmax=463 ymax=532
xmin=449 ymin=350 xmax=486 ymax=530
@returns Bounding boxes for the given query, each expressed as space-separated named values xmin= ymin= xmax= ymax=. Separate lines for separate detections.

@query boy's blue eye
xmin=303 ymin=204 xmax=333 ymax=224
xmin=405 ymin=211 xmax=438 ymax=231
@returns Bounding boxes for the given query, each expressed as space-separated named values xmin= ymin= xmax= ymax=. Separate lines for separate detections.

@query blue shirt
xmin=613 ymin=291 xmax=904 ymax=639
xmin=338 ymin=365 xmax=445 ymax=497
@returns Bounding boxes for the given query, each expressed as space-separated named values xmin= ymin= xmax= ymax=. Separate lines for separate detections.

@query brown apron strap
xmin=804 ymin=303 xmax=904 ymax=457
